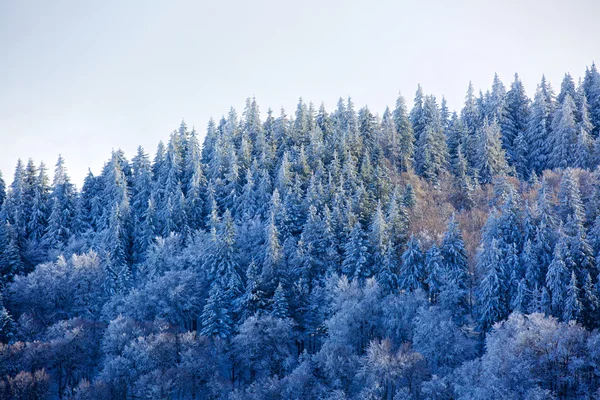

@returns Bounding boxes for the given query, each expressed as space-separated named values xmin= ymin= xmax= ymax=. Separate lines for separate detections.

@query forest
xmin=1 ymin=63 xmax=600 ymax=399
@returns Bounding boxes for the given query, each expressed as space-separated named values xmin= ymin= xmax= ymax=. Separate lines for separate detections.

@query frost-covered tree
xmin=400 ymin=235 xmax=425 ymax=292
xmin=475 ymin=118 xmax=508 ymax=184
xmin=43 ymin=155 xmax=77 ymax=250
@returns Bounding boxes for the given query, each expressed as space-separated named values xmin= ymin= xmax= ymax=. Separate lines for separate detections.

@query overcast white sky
xmin=1 ymin=0 xmax=599 ymax=186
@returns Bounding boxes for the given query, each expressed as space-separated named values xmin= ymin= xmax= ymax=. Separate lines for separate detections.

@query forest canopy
xmin=1 ymin=63 xmax=600 ymax=399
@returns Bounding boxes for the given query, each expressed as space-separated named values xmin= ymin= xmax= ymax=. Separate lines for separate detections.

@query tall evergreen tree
xmin=43 ymin=155 xmax=77 ymax=250
xmin=475 ymin=118 xmax=508 ymax=184
xmin=400 ymin=235 xmax=425 ymax=292
xmin=549 ymin=94 xmax=578 ymax=169
xmin=392 ymin=92 xmax=415 ymax=172
xmin=502 ymin=73 xmax=530 ymax=165
xmin=527 ymin=83 xmax=554 ymax=174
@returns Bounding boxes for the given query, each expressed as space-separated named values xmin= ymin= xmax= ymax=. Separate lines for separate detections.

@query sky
xmin=1 ymin=0 xmax=599 ymax=187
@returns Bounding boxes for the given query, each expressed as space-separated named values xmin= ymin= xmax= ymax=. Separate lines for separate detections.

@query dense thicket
xmin=1 ymin=64 xmax=600 ymax=399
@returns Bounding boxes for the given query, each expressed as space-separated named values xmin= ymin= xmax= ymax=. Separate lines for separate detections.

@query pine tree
xmin=43 ymin=155 xmax=76 ymax=250
xmin=415 ymin=96 xmax=449 ymax=183
xmin=103 ymin=204 xmax=131 ymax=294
xmin=0 ymin=222 xmax=23 ymax=282
xmin=425 ymin=244 xmax=445 ymax=303
xmin=563 ymin=271 xmax=582 ymax=323
xmin=215 ymin=210 xmax=244 ymax=301
xmin=475 ymin=118 xmax=508 ymax=184
xmin=545 ymin=238 xmax=570 ymax=317
xmin=368 ymin=202 xmax=388 ymax=278
xmin=527 ymin=84 xmax=553 ymax=174
xmin=271 ymin=283 xmax=289 ymax=319
xmin=402 ymin=183 xmax=416 ymax=209
xmin=409 ymin=84 xmax=425 ymax=141
xmin=377 ymin=239 xmax=399 ymax=294
xmin=342 ymin=217 xmax=369 ymax=279
xmin=477 ymin=239 xmax=507 ymax=332
xmin=201 ymin=281 xmax=233 ymax=340
xmin=393 ymin=92 xmax=415 ymax=172
xmin=399 ymin=235 xmax=425 ymax=292
xmin=583 ymin=63 xmax=600 ymax=137
xmin=262 ymin=209 xmax=284 ymax=296
xmin=441 ymin=215 xmax=469 ymax=298
xmin=557 ymin=73 xmax=577 ymax=105
xmin=0 ymin=294 xmax=14 ymax=343
xmin=558 ymin=169 xmax=585 ymax=224
xmin=549 ymin=94 xmax=578 ymax=169
xmin=131 ymin=147 xmax=154 ymax=263
xmin=502 ymin=73 xmax=530 ymax=164
xmin=27 ymin=162 xmax=50 ymax=243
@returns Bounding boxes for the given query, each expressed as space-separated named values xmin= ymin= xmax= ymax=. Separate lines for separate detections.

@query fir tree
xmin=441 ymin=215 xmax=469 ymax=300
xmin=43 ymin=155 xmax=76 ymax=250
xmin=502 ymin=73 xmax=530 ymax=164
xmin=400 ymin=235 xmax=425 ymax=292
xmin=546 ymin=238 xmax=570 ymax=317
xmin=477 ymin=239 xmax=507 ymax=332
xmin=392 ymin=92 xmax=415 ymax=172
xmin=271 ymin=283 xmax=289 ymax=319
xmin=475 ymin=118 xmax=508 ymax=184
xmin=527 ymin=84 xmax=553 ymax=174
xmin=201 ymin=281 xmax=233 ymax=340
xmin=342 ymin=217 xmax=369 ymax=279
xmin=563 ymin=271 xmax=582 ymax=323
xmin=549 ymin=94 xmax=578 ymax=169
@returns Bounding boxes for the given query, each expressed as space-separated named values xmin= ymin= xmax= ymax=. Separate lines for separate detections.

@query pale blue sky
xmin=1 ymin=0 xmax=598 ymax=186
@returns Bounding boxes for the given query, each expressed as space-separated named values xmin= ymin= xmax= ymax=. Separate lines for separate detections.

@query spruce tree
xmin=545 ymin=237 xmax=570 ymax=317
xmin=502 ymin=73 xmax=530 ymax=164
xmin=475 ymin=118 xmax=508 ymax=184
xmin=392 ymin=92 xmax=415 ymax=172
xmin=549 ymin=94 xmax=578 ymax=169
xmin=399 ymin=235 xmax=425 ymax=292
xmin=271 ymin=283 xmax=289 ymax=319
xmin=441 ymin=215 xmax=469 ymax=298
xmin=342 ymin=217 xmax=369 ymax=280
xmin=527 ymin=85 xmax=553 ymax=174
xmin=43 ymin=155 xmax=77 ymax=250
xmin=477 ymin=239 xmax=506 ymax=332
xmin=563 ymin=270 xmax=582 ymax=323
xmin=201 ymin=281 xmax=233 ymax=340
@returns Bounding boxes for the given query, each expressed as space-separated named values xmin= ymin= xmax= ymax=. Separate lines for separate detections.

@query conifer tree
xmin=549 ymin=94 xmax=578 ymax=169
xmin=527 ymin=84 xmax=553 ymax=174
xmin=392 ymin=92 xmax=415 ymax=172
xmin=477 ymin=239 xmax=507 ymax=332
xmin=546 ymin=238 xmax=570 ymax=317
xmin=583 ymin=63 xmax=600 ymax=136
xmin=271 ymin=283 xmax=289 ymax=319
xmin=502 ymin=73 xmax=530 ymax=163
xmin=342 ymin=217 xmax=369 ymax=280
xmin=563 ymin=271 xmax=582 ymax=323
xmin=43 ymin=155 xmax=76 ymax=250
xmin=400 ymin=235 xmax=425 ymax=292
xmin=475 ymin=118 xmax=508 ymax=184
xmin=425 ymin=244 xmax=445 ymax=303
xmin=558 ymin=169 xmax=585 ymax=224
xmin=201 ymin=281 xmax=233 ymax=340
xmin=409 ymin=84 xmax=425 ymax=141
xmin=0 ymin=222 xmax=23 ymax=282
xmin=441 ymin=215 xmax=469 ymax=297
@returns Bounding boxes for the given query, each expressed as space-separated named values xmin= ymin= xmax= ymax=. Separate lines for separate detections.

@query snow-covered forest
xmin=2 ymin=64 xmax=600 ymax=399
